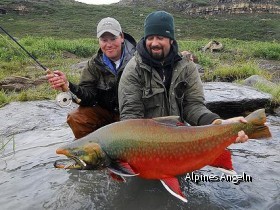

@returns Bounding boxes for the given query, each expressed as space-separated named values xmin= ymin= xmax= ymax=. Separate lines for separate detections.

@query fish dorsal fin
xmin=153 ymin=116 xmax=181 ymax=126
xmin=160 ymin=177 xmax=188 ymax=203
xmin=245 ymin=109 xmax=266 ymax=125
xmin=108 ymin=161 xmax=139 ymax=177
xmin=209 ymin=149 xmax=236 ymax=174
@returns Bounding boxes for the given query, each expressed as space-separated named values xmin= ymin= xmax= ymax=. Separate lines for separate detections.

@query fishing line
xmin=0 ymin=26 xmax=81 ymax=107
xmin=0 ymin=26 xmax=47 ymax=70
xmin=0 ymin=33 xmax=39 ymax=68
xmin=0 ymin=33 xmax=21 ymax=53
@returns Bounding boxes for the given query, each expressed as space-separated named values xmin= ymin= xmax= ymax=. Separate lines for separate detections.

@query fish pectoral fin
xmin=108 ymin=161 xmax=139 ymax=177
xmin=160 ymin=177 xmax=188 ymax=203
xmin=108 ymin=170 xmax=126 ymax=182
xmin=209 ymin=149 xmax=236 ymax=174
xmin=153 ymin=116 xmax=181 ymax=126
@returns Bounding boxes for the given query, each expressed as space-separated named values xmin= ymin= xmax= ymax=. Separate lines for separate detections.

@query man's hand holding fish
xmin=212 ymin=117 xmax=249 ymax=143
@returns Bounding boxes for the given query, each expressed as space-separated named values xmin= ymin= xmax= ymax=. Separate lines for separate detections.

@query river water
xmin=0 ymin=101 xmax=279 ymax=210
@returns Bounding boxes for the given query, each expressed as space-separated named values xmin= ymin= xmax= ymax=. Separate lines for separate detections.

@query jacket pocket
xmin=174 ymin=81 xmax=188 ymax=122
xmin=142 ymin=87 xmax=165 ymax=111
xmin=174 ymin=81 xmax=188 ymax=99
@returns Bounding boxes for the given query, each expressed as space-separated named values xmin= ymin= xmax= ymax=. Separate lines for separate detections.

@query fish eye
xmin=73 ymin=150 xmax=85 ymax=156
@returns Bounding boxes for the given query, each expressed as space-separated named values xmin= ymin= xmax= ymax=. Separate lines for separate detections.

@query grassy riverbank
xmin=0 ymin=36 xmax=279 ymax=108
xmin=0 ymin=0 xmax=279 ymax=107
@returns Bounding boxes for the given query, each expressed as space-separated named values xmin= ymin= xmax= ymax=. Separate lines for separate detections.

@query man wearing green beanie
xmin=118 ymin=11 xmax=248 ymax=135
xmin=144 ymin=10 xmax=175 ymax=40
xmin=118 ymin=10 xmax=248 ymax=201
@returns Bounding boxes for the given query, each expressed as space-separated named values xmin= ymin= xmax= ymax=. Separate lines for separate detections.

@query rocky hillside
xmin=118 ymin=0 xmax=280 ymax=15
xmin=0 ymin=0 xmax=279 ymax=41
xmin=1 ymin=0 xmax=279 ymax=15
xmin=0 ymin=0 xmax=77 ymax=15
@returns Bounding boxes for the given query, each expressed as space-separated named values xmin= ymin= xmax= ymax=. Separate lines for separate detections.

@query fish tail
xmin=247 ymin=125 xmax=271 ymax=139
xmin=245 ymin=109 xmax=271 ymax=139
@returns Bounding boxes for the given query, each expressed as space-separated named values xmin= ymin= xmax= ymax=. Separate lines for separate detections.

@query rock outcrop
xmin=118 ymin=0 xmax=280 ymax=15
xmin=0 ymin=76 xmax=46 ymax=92
xmin=185 ymin=1 xmax=280 ymax=15
xmin=204 ymin=82 xmax=272 ymax=117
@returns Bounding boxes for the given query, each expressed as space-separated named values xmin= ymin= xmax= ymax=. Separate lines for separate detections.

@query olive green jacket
xmin=118 ymin=52 xmax=219 ymax=125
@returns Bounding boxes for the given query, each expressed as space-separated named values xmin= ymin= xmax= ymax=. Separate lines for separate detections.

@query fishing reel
xmin=0 ymin=25 xmax=81 ymax=108
xmin=56 ymin=92 xmax=72 ymax=107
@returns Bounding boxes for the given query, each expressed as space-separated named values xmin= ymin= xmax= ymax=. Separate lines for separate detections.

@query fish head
xmin=54 ymin=141 xmax=108 ymax=170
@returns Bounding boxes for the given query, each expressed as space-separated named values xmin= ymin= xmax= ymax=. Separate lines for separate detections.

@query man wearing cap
xmin=47 ymin=17 xmax=136 ymax=139
xmin=118 ymin=11 xmax=248 ymax=143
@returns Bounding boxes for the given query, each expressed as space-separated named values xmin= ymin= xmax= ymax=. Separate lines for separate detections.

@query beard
xmin=150 ymin=47 xmax=164 ymax=60
xmin=151 ymin=52 xmax=164 ymax=60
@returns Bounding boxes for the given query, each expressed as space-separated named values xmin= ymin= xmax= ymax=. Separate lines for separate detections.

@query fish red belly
xmin=126 ymin=150 xmax=220 ymax=179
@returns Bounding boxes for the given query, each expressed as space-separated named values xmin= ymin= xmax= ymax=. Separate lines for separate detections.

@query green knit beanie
xmin=144 ymin=11 xmax=175 ymax=40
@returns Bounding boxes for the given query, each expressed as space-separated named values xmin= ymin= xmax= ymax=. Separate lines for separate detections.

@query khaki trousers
xmin=67 ymin=106 xmax=119 ymax=139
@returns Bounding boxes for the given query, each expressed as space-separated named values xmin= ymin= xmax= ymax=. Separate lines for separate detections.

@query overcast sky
xmin=75 ymin=0 xmax=120 ymax=5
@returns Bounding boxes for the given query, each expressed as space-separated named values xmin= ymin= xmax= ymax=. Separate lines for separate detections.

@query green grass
xmin=203 ymin=61 xmax=271 ymax=82
xmin=0 ymin=135 xmax=15 ymax=154
xmin=0 ymin=90 xmax=9 ymax=107
xmin=0 ymin=0 xmax=279 ymax=107
xmin=0 ymin=35 xmax=279 ymax=107
xmin=0 ymin=36 xmax=99 ymax=62
xmin=0 ymin=1 xmax=279 ymax=41
xmin=254 ymin=82 xmax=280 ymax=105
xmin=178 ymin=38 xmax=280 ymax=68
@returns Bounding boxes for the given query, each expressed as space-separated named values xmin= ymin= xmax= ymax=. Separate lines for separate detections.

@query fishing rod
xmin=0 ymin=25 xmax=81 ymax=107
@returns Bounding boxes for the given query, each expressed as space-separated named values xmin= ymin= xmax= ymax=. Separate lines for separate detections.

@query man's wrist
xmin=212 ymin=119 xmax=223 ymax=125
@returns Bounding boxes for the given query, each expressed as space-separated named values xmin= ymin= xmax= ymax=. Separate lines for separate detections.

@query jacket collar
xmin=94 ymin=32 xmax=136 ymax=74
xmin=102 ymin=49 xmax=125 ymax=75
